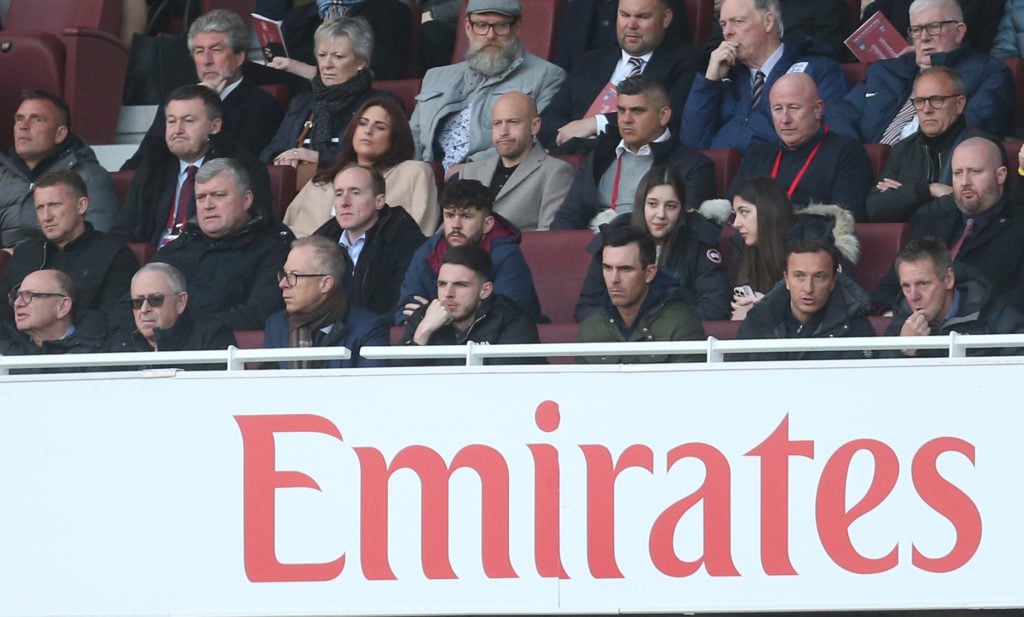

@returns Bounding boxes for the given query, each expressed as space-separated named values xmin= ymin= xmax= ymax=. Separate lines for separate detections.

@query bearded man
xmin=408 ymin=0 xmax=566 ymax=170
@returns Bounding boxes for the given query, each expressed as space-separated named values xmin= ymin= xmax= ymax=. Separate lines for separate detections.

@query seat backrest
xmin=267 ymin=165 xmax=298 ymax=223
xmin=848 ymin=222 xmax=908 ymax=295
xmin=6 ymin=0 xmax=121 ymax=37
xmin=863 ymin=143 xmax=891 ymax=181
xmin=702 ymin=319 xmax=741 ymax=340
xmin=111 ymin=170 xmax=134 ymax=202
xmin=258 ymin=84 xmax=291 ymax=111
xmin=520 ymin=229 xmax=594 ymax=323
xmin=0 ymin=250 xmax=10 ymax=280
xmin=538 ymin=322 xmax=579 ymax=364
xmin=128 ymin=242 xmax=156 ymax=267
xmin=699 ymin=147 xmax=742 ymax=197
xmin=868 ymin=315 xmax=892 ymax=336
xmin=840 ymin=62 xmax=867 ymax=87
xmin=233 ymin=330 xmax=266 ymax=349
xmin=1000 ymin=57 xmax=1024 ymax=137
xmin=553 ymin=153 xmax=587 ymax=170
xmin=451 ymin=0 xmax=563 ymax=63
xmin=373 ymin=78 xmax=422 ymax=117
xmin=0 ymin=33 xmax=67 ymax=153
xmin=683 ymin=0 xmax=714 ymax=48
xmin=846 ymin=0 xmax=861 ymax=36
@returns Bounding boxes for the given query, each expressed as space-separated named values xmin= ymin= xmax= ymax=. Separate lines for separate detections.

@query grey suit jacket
xmin=458 ymin=142 xmax=575 ymax=231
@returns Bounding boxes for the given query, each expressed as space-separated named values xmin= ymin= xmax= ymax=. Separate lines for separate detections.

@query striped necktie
xmin=750 ymin=71 xmax=766 ymax=110
xmin=627 ymin=56 xmax=645 ymax=78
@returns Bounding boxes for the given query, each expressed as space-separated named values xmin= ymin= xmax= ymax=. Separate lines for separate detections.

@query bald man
xmin=458 ymin=92 xmax=575 ymax=231
xmin=729 ymin=72 xmax=873 ymax=221
xmin=872 ymin=136 xmax=1024 ymax=312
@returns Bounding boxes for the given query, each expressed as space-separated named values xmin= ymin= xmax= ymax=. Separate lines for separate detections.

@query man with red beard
xmin=872 ymin=137 xmax=1024 ymax=313
xmin=408 ymin=0 xmax=565 ymax=170
xmin=395 ymin=179 xmax=541 ymax=325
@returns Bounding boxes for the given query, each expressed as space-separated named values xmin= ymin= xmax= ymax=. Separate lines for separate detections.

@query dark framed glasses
xmin=130 ymin=293 xmax=170 ymax=310
xmin=8 ymin=288 xmax=67 ymax=306
xmin=907 ymin=20 xmax=958 ymax=39
xmin=277 ymin=270 xmax=330 ymax=286
xmin=468 ymin=19 xmax=516 ymax=36
xmin=910 ymin=94 xmax=959 ymax=110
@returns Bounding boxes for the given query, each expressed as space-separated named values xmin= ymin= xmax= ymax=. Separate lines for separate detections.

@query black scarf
xmin=307 ymin=68 xmax=372 ymax=154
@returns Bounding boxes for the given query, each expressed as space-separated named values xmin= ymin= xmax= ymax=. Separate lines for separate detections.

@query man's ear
xmin=320 ymin=274 xmax=336 ymax=294
xmin=56 ymin=297 xmax=72 ymax=320
xmin=76 ymin=196 xmax=89 ymax=217
xmin=210 ymin=117 xmax=223 ymax=135
xmin=944 ymin=267 xmax=955 ymax=291
xmin=375 ymin=192 xmax=386 ymax=210
xmin=242 ymin=190 xmax=254 ymax=212
xmin=480 ymin=280 xmax=494 ymax=300
xmin=175 ymin=291 xmax=189 ymax=316
xmin=659 ymin=105 xmax=671 ymax=128
xmin=530 ymin=115 xmax=541 ymax=137
xmin=644 ymin=263 xmax=657 ymax=284
xmin=482 ymin=214 xmax=495 ymax=235
xmin=54 ymin=124 xmax=69 ymax=144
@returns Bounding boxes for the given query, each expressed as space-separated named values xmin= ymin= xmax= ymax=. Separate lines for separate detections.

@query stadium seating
xmin=840 ymin=62 xmax=867 ymax=88
xmin=684 ymin=0 xmax=715 ymax=48
xmin=521 ymin=229 xmax=593 ymax=323
xmin=864 ymin=143 xmax=891 ymax=181
xmin=451 ymin=0 xmax=563 ymax=63
xmin=112 ymin=170 xmax=133 ymax=202
xmin=999 ymin=57 xmax=1024 ymax=137
xmin=2 ymin=0 xmax=129 ymax=147
xmin=373 ymin=79 xmax=422 ymax=117
xmin=554 ymin=154 xmax=587 ymax=171
xmin=703 ymin=319 xmax=741 ymax=340
xmin=848 ymin=222 xmax=908 ymax=295
xmin=233 ymin=330 xmax=265 ymax=349
xmin=268 ymin=165 xmax=298 ymax=222
xmin=0 ymin=250 xmax=9 ymax=280
xmin=128 ymin=242 xmax=156 ymax=267
xmin=700 ymin=147 xmax=743 ymax=197
xmin=0 ymin=33 xmax=67 ymax=153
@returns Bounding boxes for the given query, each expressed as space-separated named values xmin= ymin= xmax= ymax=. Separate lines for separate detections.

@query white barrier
xmin=1 ymin=357 xmax=1023 ymax=616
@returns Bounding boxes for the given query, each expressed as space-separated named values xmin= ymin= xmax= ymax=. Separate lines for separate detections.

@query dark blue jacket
xmin=680 ymin=37 xmax=849 ymax=151
xmin=394 ymin=213 xmax=541 ymax=325
xmin=263 ymin=304 xmax=389 ymax=368
xmin=830 ymin=44 xmax=1014 ymax=142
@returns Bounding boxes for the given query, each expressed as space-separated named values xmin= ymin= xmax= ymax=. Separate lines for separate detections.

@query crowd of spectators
xmin=3 ymin=0 xmax=1024 ymax=368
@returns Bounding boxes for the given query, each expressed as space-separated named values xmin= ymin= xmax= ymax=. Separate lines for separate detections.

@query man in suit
xmin=541 ymin=0 xmax=703 ymax=155
xmin=459 ymin=92 xmax=575 ymax=230
xmin=122 ymin=9 xmax=284 ymax=170
xmin=553 ymin=0 xmax=689 ymax=72
xmin=115 ymin=85 xmax=272 ymax=246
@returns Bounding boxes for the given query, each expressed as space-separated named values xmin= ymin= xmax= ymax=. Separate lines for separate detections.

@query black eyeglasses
xmin=910 ymin=94 xmax=960 ymax=110
xmin=468 ymin=19 xmax=516 ymax=36
xmin=907 ymin=20 xmax=958 ymax=39
xmin=129 ymin=293 xmax=176 ymax=310
xmin=8 ymin=289 xmax=66 ymax=306
xmin=277 ymin=270 xmax=330 ymax=286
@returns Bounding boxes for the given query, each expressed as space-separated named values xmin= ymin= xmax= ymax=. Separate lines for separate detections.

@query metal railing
xmin=2 ymin=333 xmax=1024 ymax=374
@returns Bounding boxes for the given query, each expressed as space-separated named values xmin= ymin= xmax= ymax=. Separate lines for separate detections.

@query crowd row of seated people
xmin=2 ymin=0 xmax=1024 ymax=367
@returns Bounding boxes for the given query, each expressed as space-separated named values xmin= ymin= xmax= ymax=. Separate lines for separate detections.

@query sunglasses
xmin=129 ymin=293 xmax=174 ymax=310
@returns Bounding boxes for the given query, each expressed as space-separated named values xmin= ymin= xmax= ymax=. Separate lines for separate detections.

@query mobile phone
xmin=733 ymin=285 xmax=756 ymax=301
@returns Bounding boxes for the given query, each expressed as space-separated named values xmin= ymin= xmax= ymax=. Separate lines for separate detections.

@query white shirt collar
xmin=220 ymin=76 xmax=242 ymax=100
xmin=751 ymin=43 xmax=784 ymax=79
xmin=615 ymin=127 xmax=671 ymax=157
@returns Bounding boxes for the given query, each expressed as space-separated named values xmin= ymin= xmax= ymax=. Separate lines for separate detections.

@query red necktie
xmin=950 ymin=217 xmax=975 ymax=259
xmin=166 ymin=164 xmax=197 ymax=232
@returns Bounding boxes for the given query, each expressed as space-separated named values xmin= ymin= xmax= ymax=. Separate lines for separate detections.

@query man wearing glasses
xmin=263 ymin=236 xmax=389 ymax=369
xmin=0 ymin=270 xmax=108 ymax=359
xmin=153 ymin=158 xmax=294 ymax=331
xmin=832 ymin=0 xmax=1012 ymax=144
xmin=866 ymin=66 xmax=991 ymax=223
xmin=409 ymin=0 xmax=566 ymax=169
xmin=109 ymin=263 xmax=236 ymax=355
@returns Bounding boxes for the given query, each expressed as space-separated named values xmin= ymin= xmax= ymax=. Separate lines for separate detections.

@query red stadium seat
xmin=0 ymin=33 xmax=66 ymax=153
xmin=1000 ymin=57 xmax=1024 ymax=137
xmin=538 ymin=322 xmax=578 ymax=364
xmin=703 ymin=319 xmax=741 ymax=340
xmin=0 ymin=250 xmax=10 ymax=280
xmin=233 ymin=330 xmax=265 ymax=349
xmin=683 ymin=0 xmax=715 ymax=47
xmin=267 ymin=165 xmax=298 ymax=223
xmin=258 ymin=84 xmax=291 ymax=111
xmin=451 ymin=0 xmax=563 ymax=63
xmin=4 ymin=0 xmax=129 ymax=147
xmin=869 ymin=315 xmax=892 ymax=336
xmin=520 ymin=229 xmax=593 ymax=323
xmin=111 ymin=170 xmax=133 ymax=202
xmin=128 ymin=242 xmax=156 ymax=267
xmin=840 ymin=62 xmax=867 ymax=87
xmin=373 ymin=78 xmax=422 ymax=117
xmin=700 ymin=147 xmax=743 ymax=197
xmin=863 ymin=143 xmax=891 ymax=181
xmin=204 ymin=0 xmax=255 ymax=29
xmin=428 ymin=160 xmax=446 ymax=194
xmin=553 ymin=153 xmax=587 ymax=170
xmin=849 ymin=222 xmax=908 ymax=295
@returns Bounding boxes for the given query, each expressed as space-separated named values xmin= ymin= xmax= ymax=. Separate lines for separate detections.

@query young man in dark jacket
xmin=734 ymin=238 xmax=876 ymax=361
xmin=577 ymin=225 xmax=705 ymax=363
xmin=401 ymin=244 xmax=540 ymax=365
xmin=313 ymin=164 xmax=425 ymax=317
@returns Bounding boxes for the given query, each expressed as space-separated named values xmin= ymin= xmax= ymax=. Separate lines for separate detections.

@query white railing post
xmin=706 ymin=336 xmax=723 ymax=363
xmin=948 ymin=331 xmax=966 ymax=358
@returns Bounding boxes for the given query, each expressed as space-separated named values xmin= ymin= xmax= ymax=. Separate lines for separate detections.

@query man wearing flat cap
xmin=409 ymin=0 xmax=566 ymax=170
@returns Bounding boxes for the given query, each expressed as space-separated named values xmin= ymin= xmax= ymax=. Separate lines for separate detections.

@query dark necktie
xmin=750 ymin=71 xmax=766 ymax=110
xmin=627 ymin=56 xmax=645 ymax=78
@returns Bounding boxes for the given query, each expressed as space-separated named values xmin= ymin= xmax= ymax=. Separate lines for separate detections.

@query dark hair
xmin=895 ymin=236 xmax=952 ymax=279
xmin=327 ymin=163 xmax=386 ymax=197
xmin=616 ymin=75 xmax=669 ymax=109
xmin=630 ymin=164 xmax=687 ymax=266
xmin=601 ymin=224 xmax=657 ymax=269
xmin=440 ymin=179 xmax=493 ymax=216
xmin=441 ymin=244 xmax=493 ymax=282
xmin=35 ymin=169 xmax=87 ymax=199
xmin=21 ymin=88 xmax=70 ymax=131
xmin=319 ymin=97 xmax=414 ymax=181
xmin=785 ymin=238 xmax=839 ymax=273
xmin=166 ymin=84 xmax=224 ymax=121
xmin=735 ymin=177 xmax=796 ymax=293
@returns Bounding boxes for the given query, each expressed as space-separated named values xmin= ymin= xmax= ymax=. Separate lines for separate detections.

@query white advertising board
xmin=0 ymin=361 xmax=1021 ymax=616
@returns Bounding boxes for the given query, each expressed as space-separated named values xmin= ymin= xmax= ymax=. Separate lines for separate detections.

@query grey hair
xmin=133 ymin=262 xmax=188 ymax=295
xmin=751 ymin=0 xmax=784 ymax=38
xmin=314 ymin=16 xmax=374 ymax=65
xmin=187 ymin=9 xmax=249 ymax=53
xmin=916 ymin=65 xmax=966 ymax=96
xmin=196 ymin=158 xmax=251 ymax=194
xmin=909 ymin=0 xmax=963 ymax=21
xmin=292 ymin=235 xmax=347 ymax=280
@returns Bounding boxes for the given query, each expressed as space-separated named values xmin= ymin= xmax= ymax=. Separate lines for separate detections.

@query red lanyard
xmin=608 ymin=156 xmax=625 ymax=210
xmin=771 ymin=125 xmax=829 ymax=198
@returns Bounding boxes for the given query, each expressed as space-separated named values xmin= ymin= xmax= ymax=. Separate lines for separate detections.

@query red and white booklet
xmin=252 ymin=13 xmax=289 ymax=62
xmin=845 ymin=11 xmax=909 ymax=63
xmin=584 ymin=82 xmax=619 ymax=118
